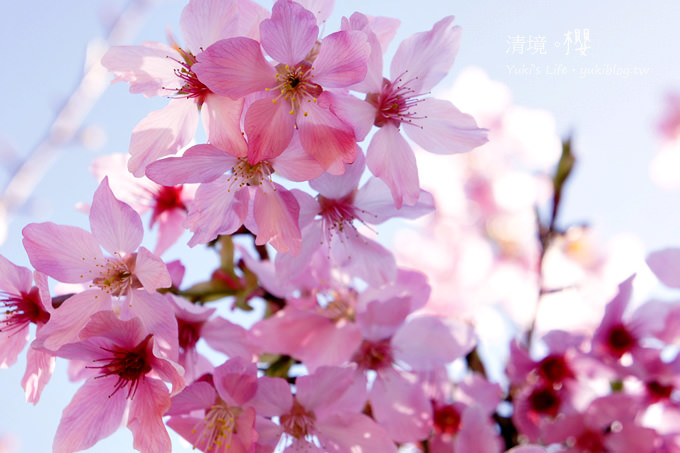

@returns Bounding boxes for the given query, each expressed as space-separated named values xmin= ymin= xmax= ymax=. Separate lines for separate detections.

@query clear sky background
xmin=2 ymin=0 xmax=680 ymax=451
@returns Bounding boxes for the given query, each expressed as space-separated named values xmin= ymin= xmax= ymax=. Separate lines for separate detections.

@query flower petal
xmin=194 ymin=37 xmax=275 ymax=98
xmin=22 ymin=223 xmax=103 ymax=283
xmin=245 ymin=96 xmax=296 ymax=163
xmin=260 ymin=0 xmax=318 ymax=65
xmin=313 ymin=30 xmax=369 ymax=88
xmin=146 ymin=144 xmax=237 ymax=185
xmin=390 ymin=16 xmax=460 ymax=93
xmin=366 ymin=123 xmax=419 ymax=208
xmin=404 ymin=98 xmax=488 ymax=154
xmin=180 ymin=0 xmax=239 ymax=53
xmin=128 ymin=99 xmax=199 ymax=177
xmin=53 ymin=376 xmax=127 ymax=453
xmin=90 ymin=177 xmax=144 ymax=255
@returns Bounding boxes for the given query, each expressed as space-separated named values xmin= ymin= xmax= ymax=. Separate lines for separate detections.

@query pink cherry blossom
xmin=102 ymin=0 xmax=265 ymax=175
xmin=145 ymin=133 xmax=322 ymax=255
xmin=275 ymin=152 xmax=435 ymax=286
xmin=193 ymin=0 xmax=370 ymax=173
xmin=51 ymin=311 xmax=184 ymax=453
xmin=0 ymin=255 xmax=55 ymax=404
xmin=23 ymin=177 xmax=176 ymax=353
xmin=350 ymin=16 xmax=488 ymax=207
xmin=166 ymin=357 xmax=262 ymax=452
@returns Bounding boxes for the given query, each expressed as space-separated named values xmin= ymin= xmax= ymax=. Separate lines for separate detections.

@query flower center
xmin=192 ymin=401 xmax=242 ymax=451
xmin=280 ymin=399 xmax=316 ymax=439
xmin=151 ymin=185 xmax=186 ymax=226
xmin=352 ymin=338 xmax=393 ymax=371
xmin=538 ymin=354 xmax=573 ymax=384
xmin=270 ymin=62 xmax=322 ymax=115
xmin=227 ymin=158 xmax=274 ymax=190
xmin=91 ymin=254 xmax=141 ymax=297
xmin=433 ymin=404 xmax=462 ymax=435
xmin=177 ymin=317 xmax=203 ymax=352
xmin=528 ymin=385 xmax=561 ymax=417
xmin=318 ymin=193 xmax=357 ymax=232
xmin=606 ymin=324 xmax=636 ymax=358
xmin=367 ymin=74 xmax=426 ymax=128
xmin=172 ymin=47 xmax=211 ymax=106
xmin=89 ymin=334 xmax=153 ymax=398
xmin=0 ymin=286 xmax=50 ymax=335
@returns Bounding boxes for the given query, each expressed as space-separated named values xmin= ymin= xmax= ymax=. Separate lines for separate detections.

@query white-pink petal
xmin=390 ymin=16 xmax=460 ymax=93
xmin=180 ymin=0 xmax=239 ymax=53
xmin=404 ymin=97 xmax=488 ymax=154
xmin=202 ymin=94 xmax=247 ymax=157
xmin=253 ymin=184 xmax=301 ymax=255
xmin=647 ymin=248 xmax=680 ymax=288
xmin=245 ymin=96 xmax=296 ymax=163
xmin=316 ymin=412 xmax=397 ymax=453
xmin=392 ymin=316 xmax=476 ymax=370
xmin=22 ymin=346 xmax=55 ymax=404
xmin=102 ymin=42 xmax=180 ymax=97
xmin=127 ymin=99 xmax=199 ymax=177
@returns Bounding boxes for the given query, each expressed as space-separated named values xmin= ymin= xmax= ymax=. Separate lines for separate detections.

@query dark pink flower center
xmin=605 ymin=324 xmax=636 ymax=358
xmin=367 ymin=75 xmax=426 ymax=128
xmin=318 ymin=193 xmax=356 ymax=230
xmin=647 ymin=380 xmax=674 ymax=402
xmin=528 ymin=385 xmax=561 ymax=417
xmin=89 ymin=333 xmax=153 ymax=399
xmin=352 ymin=338 xmax=393 ymax=370
xmin=150 ymin=185 xmax=186 ymax=226
xmin=280 ymin=399 xmax=316 ymax=439
xmin=574 ymin=429 xmax=607 ymax=453
xmin=0 ymin=286 xmax=50 ymax=334
xmin=538 ymin=354 xmax=573 ymax=384
xmin=433 ymin=404 xmax=462 ymax=435
xmin=177 ymin=317 xmax=203 ymax=351
xmin=173 ymin=47 xmax=211 ymax=106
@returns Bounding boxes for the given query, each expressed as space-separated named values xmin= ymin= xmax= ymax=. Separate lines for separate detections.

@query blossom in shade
xmin=0 ymin=255 xmax=55 ymax=404
xmin=23 ymin=177 xmax=175 ymax=354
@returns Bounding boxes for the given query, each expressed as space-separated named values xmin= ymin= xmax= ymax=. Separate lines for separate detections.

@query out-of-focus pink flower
xmin=51 ymin=311 xmax=184 ymax=453
xmin=23 ymin=178 xmax=176 ymax=354
xmin=0 ymin=255 xmax=55 ymax=404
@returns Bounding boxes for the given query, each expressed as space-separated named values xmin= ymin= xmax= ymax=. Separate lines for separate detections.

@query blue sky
xmin=2 ymin=0 xmax=680 ymax=451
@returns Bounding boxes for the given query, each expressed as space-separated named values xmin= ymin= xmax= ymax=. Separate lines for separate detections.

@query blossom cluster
xmin=4 ymin=0 xmax=680 ymax=453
